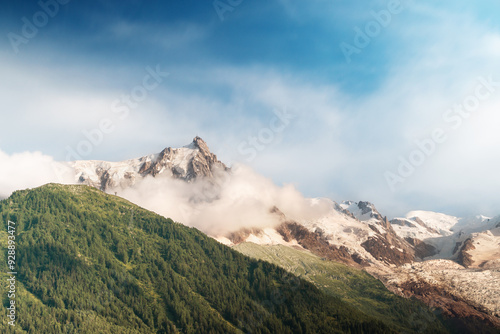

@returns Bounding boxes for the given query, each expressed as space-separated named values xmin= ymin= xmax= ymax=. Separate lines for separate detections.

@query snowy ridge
xmin=390 ymin=217 xmax=442 ymax=241
xmin=405 ymin=210 xmax=458 ymax=235
xmin=72 ymin=147 xmax=198 ymax=184
xmin=451 ymin=215 xmax=493 ymax=232
xmin=301 ymin=206 xmax=382 ymax=263
xmin=339 ymin=200 xmax=382 ymax=223
xmin=388 ymin=211 xmax=499 ymax=260
xmin=219 ymin=199 xmax=500 ymax=323
xmin=72 ymin=153 xmax=158 ymax=184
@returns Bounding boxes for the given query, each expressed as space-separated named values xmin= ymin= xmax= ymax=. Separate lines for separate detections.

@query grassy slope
xmin=234 ymin=242 xmax=447 ymax=333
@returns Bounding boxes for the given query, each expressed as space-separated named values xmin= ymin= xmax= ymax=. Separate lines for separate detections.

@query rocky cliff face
xmin=339 ymin=201 xmax=416 ymax=266
xmin=72 ymin=137 xmax=229 ymax=191
xmin=360 ymin=235 xmax=414 ymax=266
xmin=276 ymin=221 xmax=368 ymax=267
xmin=405 ymin=237 xmax=438 ymax=259
xmin=457 ymin=238 xmax=476 ymax=268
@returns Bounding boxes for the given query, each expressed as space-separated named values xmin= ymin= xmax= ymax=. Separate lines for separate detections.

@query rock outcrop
xmin=457 ymin=238 xmax=476 ymax=268
xmin=276 ymin=221 xmax=367 ymax=267
xmin=405 ymin=237 xmax=438 ymax=259
xmin=340 ymin=201 xmax=416 ymax=266
xmin=360 ymin=235 xmax=414 ymax=266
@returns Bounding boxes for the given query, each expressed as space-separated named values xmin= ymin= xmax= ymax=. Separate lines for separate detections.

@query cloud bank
xmin=119 ymin=164 xmax=333 ymax=236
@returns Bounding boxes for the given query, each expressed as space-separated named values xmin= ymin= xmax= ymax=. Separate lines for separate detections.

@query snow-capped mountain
xmin=406 ymin=211 xmax=459 ymax=234
xmin=388 ymin=210 xmax=500 ymax=267
xmin=215 ymin=199 xmax=500 ymax=327
xmin=66 ymin=137 xmax=500 ymax=328
xmin=218 ymin=200 xmax=416 ymax=268
xmin=71 ymin=136 xmax=228 ymax=191
xmin=67 ymin=136 xmax=499 ymax=270
xmin=339 ymin=200 xmax=386 ymax=223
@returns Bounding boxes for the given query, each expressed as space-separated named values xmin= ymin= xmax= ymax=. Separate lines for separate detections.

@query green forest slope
xmin=0 ymin=184 xmax=445 ymax=333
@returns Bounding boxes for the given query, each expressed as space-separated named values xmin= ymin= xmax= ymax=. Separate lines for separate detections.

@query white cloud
xmin=119 ymin=164 xmax=332 ymax=236
xmin=0 ymin=150 xmax=74 ymax=198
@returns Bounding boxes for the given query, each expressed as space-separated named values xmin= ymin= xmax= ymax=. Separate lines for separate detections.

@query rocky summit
xmin=71 ymin=136 xmax=229 ymax=191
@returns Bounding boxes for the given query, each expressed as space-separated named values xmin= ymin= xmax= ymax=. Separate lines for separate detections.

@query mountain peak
xmin=192 ymin=136 xmax=212 ymax=155
xmin=184 ymin=136 xmax=207 ymax=150
xmin=72 ymin=136 xmax=229 ymax=191
xmin=340 ymin=200 xmax=384 ymax=223
xmin=193 ymin=135 xmax=205 ymax=145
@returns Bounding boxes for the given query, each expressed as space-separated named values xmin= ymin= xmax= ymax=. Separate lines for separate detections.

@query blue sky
xmin=1 ymin=0 xmax=500 ymax=218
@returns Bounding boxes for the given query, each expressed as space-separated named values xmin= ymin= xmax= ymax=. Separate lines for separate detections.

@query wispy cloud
xmin=107 ymin=20 xmax=209 ymax=52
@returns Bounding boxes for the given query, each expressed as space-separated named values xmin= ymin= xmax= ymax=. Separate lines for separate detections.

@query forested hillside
xmin=0 ymin=184 xmax=403 ymax=333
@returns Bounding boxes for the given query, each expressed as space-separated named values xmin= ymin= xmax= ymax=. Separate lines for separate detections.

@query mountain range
xmin=3 ymin=137 xmax=499 ymax=333
xmin=70 ymin=137 xmax=500 ymax=332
